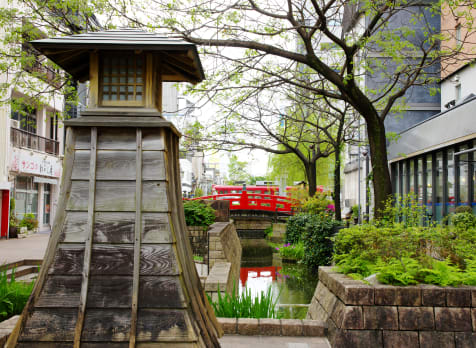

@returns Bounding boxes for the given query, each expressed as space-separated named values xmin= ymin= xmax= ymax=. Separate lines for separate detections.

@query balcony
xmin=10 ymin=128 xmax=59 ymax=156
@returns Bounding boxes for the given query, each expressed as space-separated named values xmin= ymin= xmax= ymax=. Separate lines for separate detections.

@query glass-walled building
xmin=388 ymin=94 xmax=476 ymax=221
xmin=390 ymin=139 xmax=475 ymax=220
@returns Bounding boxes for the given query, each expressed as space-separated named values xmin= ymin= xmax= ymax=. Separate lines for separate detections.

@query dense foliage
xmin=208 ymin=285 xmax=281 ymax=319
xmin=333 ymin=223 xmax=476 ymax=286
xmin=0 ymin=269 xmax=34 ymax=321
xmin=183 ymin=200 xmax=216 ymax=227
xmin=285 ymin=213 xmax=311 ymax=244
xmin=302 ymin=214 xmax=342 ymax=270
xmin=285 ymin=212 xmax=341 ymax=269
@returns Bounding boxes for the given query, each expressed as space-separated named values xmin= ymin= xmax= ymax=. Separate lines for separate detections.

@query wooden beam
xmin=129 ymin=128 xmax=142 ymax=347
xmin=88 ymin=53 xmax=99 ymax=108
xmin=73 ymin=127 xmax=97 ymax=348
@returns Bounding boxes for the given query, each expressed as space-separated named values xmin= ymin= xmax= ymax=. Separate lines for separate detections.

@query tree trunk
xmin=333 ymin=148 xmax=342 ymax=221
xmin=305 ymin=161 xmax=317 ymax=197
xmin=365 ymin=118 xmax=392 ymax=219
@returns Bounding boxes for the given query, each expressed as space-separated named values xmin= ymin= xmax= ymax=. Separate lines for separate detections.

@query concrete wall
xmin=307 ymin=266 xmax=476 ymax=347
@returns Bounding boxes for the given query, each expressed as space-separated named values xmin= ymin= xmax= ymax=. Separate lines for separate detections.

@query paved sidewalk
xmin=0 ymin=233 xmax=50 ymax=264
xmin=220 ymin=335 xmax=330 ymax=347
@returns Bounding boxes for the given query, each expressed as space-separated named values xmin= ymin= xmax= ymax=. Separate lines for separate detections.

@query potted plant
xmin=9 ymin=197 xmax=19 ymax=238
xmin=19 ymin=213 xmax=39 ymax=234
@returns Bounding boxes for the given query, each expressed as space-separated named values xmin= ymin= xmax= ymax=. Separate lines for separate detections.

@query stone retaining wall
xmin=217 ymin=317 xmax=326 ymax=337
xmin=307 ymin=266 xmax=476 ymax=347
xmin=205 ymin=222 xmax=242 ymax=300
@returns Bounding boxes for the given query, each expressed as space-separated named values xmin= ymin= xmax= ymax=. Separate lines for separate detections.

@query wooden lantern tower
xmin=7 ymin=29 xmax=222 ymax=347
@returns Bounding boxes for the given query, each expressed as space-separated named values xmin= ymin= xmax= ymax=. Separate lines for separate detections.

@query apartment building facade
xmin=0 ymin=0 xmax=64 ymax=237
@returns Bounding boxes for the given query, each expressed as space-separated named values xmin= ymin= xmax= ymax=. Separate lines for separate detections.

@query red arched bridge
xmin=189 ymin=191 xmax=296 ymax=216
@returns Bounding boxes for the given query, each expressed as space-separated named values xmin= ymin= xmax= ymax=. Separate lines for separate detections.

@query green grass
xmin=208 ymin=285 xmax=281 ymax=319
xmin=0 ymin=268 xmax=34 ymax=321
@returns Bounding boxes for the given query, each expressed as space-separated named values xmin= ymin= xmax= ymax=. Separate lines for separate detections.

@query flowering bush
xmin=275 ymin=242 xmax=305 ymax=261
xmin=302 ymin=193 xmax=334 ymax=216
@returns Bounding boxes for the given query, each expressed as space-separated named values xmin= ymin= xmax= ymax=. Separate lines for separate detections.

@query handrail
xmin=10 ymin=127 xmax=59 ymax=155
xmin=189 ymin=192 xmax=296 ymax=214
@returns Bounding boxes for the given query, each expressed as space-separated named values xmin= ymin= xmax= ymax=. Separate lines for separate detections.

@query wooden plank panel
xmin=136 ymin=344 xmax=198 ymax=348
xmin=142 ymin=181 xmax=168 ymax=212
xmin=66 ymin=181 xmax=89 ymax=211
xmin=94 ymin=212 xmax=135 ymax=243
xmin=17 ymin=343 xmax=74 ymax=348
xmin=95 ymin=181 xmax=135 ymax=211
xmin=86 ymin=276 xmax=132 ymax=308
xmin=142 ymin=151 xmax=166 ymax=180
xmin=71 ymin=150 xmax=90 ymax=180
xmin=142 ymin=128 xmax=164 ymax=150
xmin=90 ymin=245 xmax=134 ymax=275
xmin=74 ymin=128 xmax=91 ymax=149
xmin=96 ymin=150 xmax=136 ymax=180
xmin=60 ymin=212 xmax=88 ymax=243
xmin=36 ymin=275 xmax=81 ymax=308
xmin=142 ymin=213 xmax=172 ymax=243
xmin=20 ymin=308 xmax=77 ymax=341
xmin=48 ymin=245 xmax=84 ymax=275
xmin=138 ymin=276 xmax=185 ymax=309
xmin=97 ymin=128 xmax=136 ymax=150
xmin=81 ymin=309 xmax=131 ymax=341
xmin=140 ymin=245 xmax=178 ymax=275
xmin=136 ymin=309 xmax=196 ymax=342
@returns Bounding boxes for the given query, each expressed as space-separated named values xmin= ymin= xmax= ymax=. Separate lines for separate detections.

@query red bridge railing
xmin=189 ymin=192 xmax=296 ymax=214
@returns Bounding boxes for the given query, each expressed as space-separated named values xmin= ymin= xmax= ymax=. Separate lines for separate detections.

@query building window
xmin=417 ymin=158 xmax=423 ymax=204
xmin=409 ymin=160 xmax=415 ymax=195
xmin=402 ymin=161 xmax=408 ymax=195
xmin=14 ymin=176 xmax=38 ymax=220
xmin=426 ymin=154 xmax=433 ymax=207
xmin=435 ymin=151 xmax=443 ymax=221
xmin=43 ymin=184 xmax=51 ymax=225
xmin=456 ymin=24 xmax=462 ymax=47
xmin=447 ymin=148 xmax=456 ymax=213
xmin=455 ymin=83 xmax=462 ymax=101
xmin=11 ymin=103 xmax=37 ymax=133
xmin=100 ymin=54 xmax=145 ymax=106
xmin=458 ymin=145 xmax=469 ymax=205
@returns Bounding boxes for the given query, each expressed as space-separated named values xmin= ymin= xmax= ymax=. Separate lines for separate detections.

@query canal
xmin=239 ymin=239 xmax=319 ymax=319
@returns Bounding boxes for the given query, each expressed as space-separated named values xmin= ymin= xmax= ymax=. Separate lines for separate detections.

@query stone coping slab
xmin=0 ymin=315 xmax=19 ymax=346
xmin=318 ymin=266 xmax=476 ymax=307
xmin=217 ymin=317 xmax=326 ymax=337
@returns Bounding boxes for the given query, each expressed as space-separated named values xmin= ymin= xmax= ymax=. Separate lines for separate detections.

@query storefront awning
xmin=33 ymin=177 xmax=59 ymax=185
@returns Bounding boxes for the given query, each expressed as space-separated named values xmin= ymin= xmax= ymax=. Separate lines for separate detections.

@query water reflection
xmin=239 ymin=254 xmax=319 ymax=319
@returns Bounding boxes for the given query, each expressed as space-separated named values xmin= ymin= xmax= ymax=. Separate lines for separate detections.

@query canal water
xmin=239 ymin=240 xmax=319 ymax=319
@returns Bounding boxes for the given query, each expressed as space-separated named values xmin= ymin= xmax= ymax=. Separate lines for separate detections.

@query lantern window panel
xmin=100 ymin=53 xmax=145 ymax=106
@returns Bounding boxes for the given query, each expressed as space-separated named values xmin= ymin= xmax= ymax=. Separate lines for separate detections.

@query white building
xmin=0 ymin=0 xmax=66 ymax=237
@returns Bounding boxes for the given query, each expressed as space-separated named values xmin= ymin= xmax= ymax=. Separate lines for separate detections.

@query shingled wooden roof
xmin=31 ymin=29 xmax=205 ymax=83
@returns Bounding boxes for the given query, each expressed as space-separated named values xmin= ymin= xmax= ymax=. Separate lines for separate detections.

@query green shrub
xmin=451 ymin=212 xmax=476 ymax=230
xmin=302 ymin=193 xmax=334 ymax=215
xmin=333 ymin=222 xmax=476 ymax=286
xmin=285 ymin=213 xmax=312 ymax=244
xmin=207 ymin=284 xmax=281 ymax=319
xmin=0 ymin=268 xmax=34 ymax=321
xmin=183 ymin=200 xmax=216 ymax=227
xmin=19 ymin=213 xmax=38 ymax=230
xmin=302 ymin=214 xmax=342 ymax=270
xmin=455 ymin=206 xmax=473 ymax=214
xmin=276 ymin=242 xmax=304 ymax=261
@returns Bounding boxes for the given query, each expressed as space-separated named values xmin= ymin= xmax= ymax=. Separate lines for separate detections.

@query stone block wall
xmin=206 ymin=222 xmax=242 ymax=298
xmin=307 ymin=266 xmax=476 ymax=347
